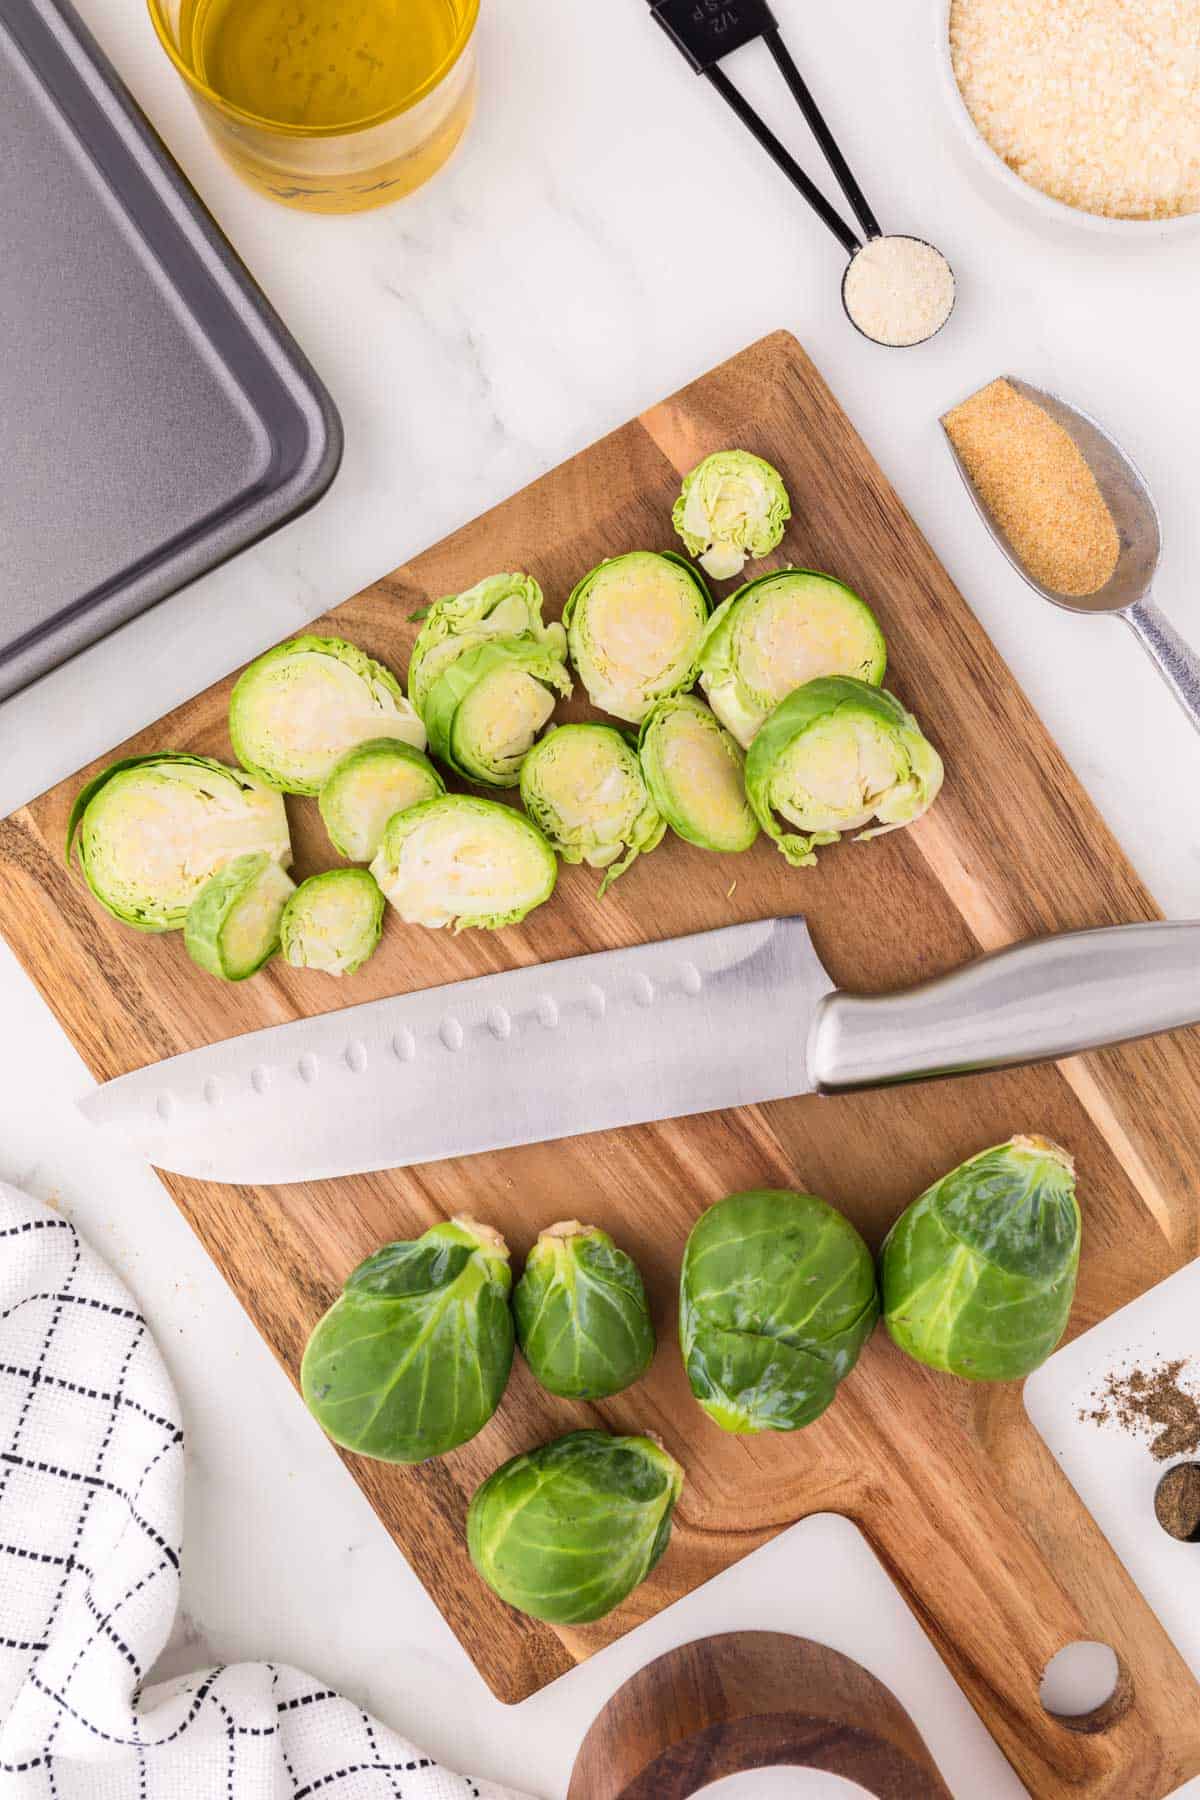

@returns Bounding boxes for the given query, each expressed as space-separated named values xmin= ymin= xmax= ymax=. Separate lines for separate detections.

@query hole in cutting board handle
xmin=1039 ymin=1642 xmax=1130 ymax=1733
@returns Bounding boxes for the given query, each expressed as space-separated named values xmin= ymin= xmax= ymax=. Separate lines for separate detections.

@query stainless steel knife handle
xmin=808 ymin=921 xmax=1200 ymax=1093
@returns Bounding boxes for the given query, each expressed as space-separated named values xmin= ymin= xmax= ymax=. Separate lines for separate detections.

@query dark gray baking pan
xmin=0 ymin=0 xmax=343 ymax=701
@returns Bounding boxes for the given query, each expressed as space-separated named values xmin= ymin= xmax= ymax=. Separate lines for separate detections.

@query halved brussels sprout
xmin=280 ymin=868 xmax=384 ymax=976
xmin=229 ymin=635 xmax=425 ymax=795
xmin=514 ymin=1222 xmax=655 ymax=1400
xmin=184 ymin=852 xmax=295 ymax=981
xmin=518 ymin=724 xmax=664 ymax=895
xmin=301 ymin=1217 xmax=514 ymax=1463
xmin=881 ymin=1137 xmax=1080 ymax=1382
xmin=698 ymin=569 xmax=886 ymax=748
xmin=638 ymin=695 xmax=758 ymax=854
xmin=408 ymin=572 xmax=566 ymax=717
xmin=680 ymin=1189 xmax=879 ymax=1433
xmin=672 ymin=449 xmax=790 ymax=581
xmin=370 ymin=794 xmax=557 ymax=931
xmin=467 ymin=1429 xmax=683 ymax=1623
xmin=422 ymin=638 xmax=572 ymax=789
xmin=318 ymin=739 xmax=444 ymax=862
xmin=564 ymin=552 xmax=710 ymax=725
xmin=66 ymin=753 xmax=292 ymax=932
xmin=745 ymin=677 xmax=944 ymax=868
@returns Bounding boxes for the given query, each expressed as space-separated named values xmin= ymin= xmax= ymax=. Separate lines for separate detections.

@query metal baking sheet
xmin=0 ymin=0 xmax=343 ymax=701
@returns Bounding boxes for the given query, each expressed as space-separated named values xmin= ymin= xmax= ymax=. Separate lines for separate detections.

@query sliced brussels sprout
xmin=680 ymin=1189 xmax=879 ymax=1434
xmin=408 ymin=572 xmax=566 ymax=717
xmin=672 ymin=449 xmax=791 ymax=581
xmin=698 ymin=569 xmax=886 ymax=748
xmin=745 ymin=677 xmax=944 ymax=868
xmin=881 ymin=1137 xmax=1080 ymax=1382
xmin=518 ymin=724 xmax=664 ymax=895
xmin=301 ymin=1217 xmax=514 ymax=1463
xmin=280 ymin=868 xmax=384 ymax=976
xmin=318 ymin=739 xmax=444 ymax=862
xmin=229 ymin=635 xmax=425 ymax=796
xmin=514 ymin=1222 xmax=655 ymax=1400
xmin=370 ymin=795 xmax=557 ymax=931
xmin=564 ymin=551 xmax=710 ymax=725
xmin=184 ymin=852 xmax=295 ymax=981
xmin=66 ymin=753 xmax=292 ymax=932
xmin=422 ymin=638 xmax=572 ymax=789
xmin=638 ymin=695 xmax=758 ymax=854
xmin=467 ymin=1429 xmax=683 ymax=1623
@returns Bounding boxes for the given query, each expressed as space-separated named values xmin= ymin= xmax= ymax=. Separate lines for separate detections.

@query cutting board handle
xmin=810 ymin=921 xmax=1200 ymax=1092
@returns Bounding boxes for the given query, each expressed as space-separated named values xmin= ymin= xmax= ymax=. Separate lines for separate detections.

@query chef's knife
xmin=79 ymin=915 xmax=1200 ymax=1186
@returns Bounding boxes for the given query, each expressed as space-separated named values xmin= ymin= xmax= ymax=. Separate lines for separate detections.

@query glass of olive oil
xmin=148 ymin=0 xmax=479 ymax=213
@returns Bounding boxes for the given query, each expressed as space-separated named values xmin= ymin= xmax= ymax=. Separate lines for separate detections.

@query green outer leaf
xmin=422 ymin=637 xmax=572 ymax=789
xmin=637 ymin=694 xmax=758 ymax=853
xmin=671 ymin=449 xmax=790 ymax=576
xmin=279 ymin=868 xmax=385 ymax=976
xmin=563 ymin=551 xmax=711 ymax=725
xmin=183 ymin=852 xmax=294 ymax=980
xmin=518 ymin=724 xmax=665 ymax=896
xmin=229 ymin=635 xmax=423 ymax=796
xmin=318 ymin=739 xmax=445 ymax=862
xmin=514 ymin=1225 xmax=655 ymax=1399
xmin=880 ymin=1137 xmax=1080 ymax=1382
xmin=300 ymin=1218 xmax=514 ymax=1463
xmin=408 ymin=572 xmax=564 ymax=716
xmin=744 ymin=676 xmax=943 ymax=868
xmin=370 ymin=794 xmax=558 ymax=932
xmin=467 ymin=1429 xmax=683 ymax=1623
xmin=679 ymin=1189 xmax=879 ymax=1434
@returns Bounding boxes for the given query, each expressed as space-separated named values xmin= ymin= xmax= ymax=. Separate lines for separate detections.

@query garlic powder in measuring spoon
xmin=842 ymin=235 xmax=956 ymax=347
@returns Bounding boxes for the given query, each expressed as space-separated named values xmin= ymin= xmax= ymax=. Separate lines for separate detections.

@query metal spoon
xmin=942 ymin=379 xmax=1200 ymax=733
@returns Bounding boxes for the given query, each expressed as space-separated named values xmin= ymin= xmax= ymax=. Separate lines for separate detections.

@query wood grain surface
xmin=4 ymin=332 xmax=1200 ymax=1795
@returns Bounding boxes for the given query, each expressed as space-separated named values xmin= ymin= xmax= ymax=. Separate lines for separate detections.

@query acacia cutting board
xmin=3 ymin=333 xmax=1200 ymax=1797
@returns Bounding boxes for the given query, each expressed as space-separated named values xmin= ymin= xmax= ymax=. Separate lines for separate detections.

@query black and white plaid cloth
xmin=0 ymin=1183 xmax=526 ymax=1800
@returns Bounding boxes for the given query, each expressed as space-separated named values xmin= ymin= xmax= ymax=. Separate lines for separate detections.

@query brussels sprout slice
xmin=280 ymin=868 xmax=384 ymax=976
xmin=229 ymin=635 xmax=425 ymax=796
xmin=881 ymin=1136 xmax=1080 ymax=1382
xmin=66 ymin=753 xmax=292 ymax=932
xmin=672 ymin=449 xmax=791 ymax=581
xmin=318 ymin=739 xmax=444 ymax=862
xmin=301 ymin=1217 xmax=514 ymax=1463
xmin=184 ymin=852 xmax=295 ymax=981
xmin=408 ymin=572 xmax=566 ymax=717
xmin=680 ymin=1190 xmax=879 ymax=1433
xmin=519 ymin=724 xmax=664 ymax=895
xmin=422 ymin=638 xmax=572 ymax=789
xmin=698 ymin=569 xmax=886 ymax=748
xmin=563 ymin=551 xmax=710 ymax=725
xmin=638 ymin=695 xmax=758 ymax=853
xmin=514 ymin=1222 xmax=655 ymax=1399
xmin=370 ymin=794 xmax=557 ymax=931
xmin=745 ymin=677 xmax=943 ymax=868
xmin=467 ymin=1429 xmax=683 ymax=1623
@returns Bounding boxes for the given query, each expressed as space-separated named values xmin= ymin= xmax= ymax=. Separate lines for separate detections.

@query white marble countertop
xmin=4 ymin=1 xmax=1200 ymax=1794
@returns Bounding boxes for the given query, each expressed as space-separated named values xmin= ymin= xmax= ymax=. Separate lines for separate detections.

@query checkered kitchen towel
xmin=0 ymin=1182 xmax=526 ymax=1799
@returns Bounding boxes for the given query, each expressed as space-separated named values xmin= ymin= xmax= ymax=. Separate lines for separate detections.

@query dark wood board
xmin=4 ymin=333 xmax=1200 ymax=1796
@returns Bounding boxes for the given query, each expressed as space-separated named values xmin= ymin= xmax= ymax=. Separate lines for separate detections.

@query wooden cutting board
xmin=4 ymin=331 xmax=1200 ymax=1796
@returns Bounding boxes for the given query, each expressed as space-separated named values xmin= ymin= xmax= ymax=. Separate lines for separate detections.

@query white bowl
xmin=935 ymin=0 xmax=1200 ymax=241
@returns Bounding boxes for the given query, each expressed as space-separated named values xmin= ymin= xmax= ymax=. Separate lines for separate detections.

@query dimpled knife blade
xmin=78 ymin=918 xmax=831 ymax=1185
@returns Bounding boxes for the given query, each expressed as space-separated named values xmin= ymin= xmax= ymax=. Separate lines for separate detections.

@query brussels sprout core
xmin=319 ymin=739 xmax=444 ymax=862
xmin=514 ymin=1221 xmax=656 ymax=1400
xmin=519 ymin=724 xmax=664 ymax=894
xmin=564 ymin=552 xmax=710 ymax=724
xmin=280 ymin=869 xmax=384 ymax=976
xmin=370 ymin=795 xmax=557 ymax=931
xmin=638 ymin=695 xmax=758 ymax=854
xmin=408 ymin=573 xmax=565 ymax=716
xmin=422 ymin=639 xmax=572 ymax=789
xmin=673 ymin=449 xmax=791 ymax=581
xmin=184 ymin=852 xmax=295 ymax=981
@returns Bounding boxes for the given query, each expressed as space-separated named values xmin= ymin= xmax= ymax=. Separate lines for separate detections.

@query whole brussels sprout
xmin=280 ymin=868 xmax=384 ymax=977
xmin=67 ymin=753 xmax=292 ymax=932
xmin=370 ymin=794 xmax=557 ymax=931
xmin=745 ymin=677 xmax=944 ymax=868
xmin=564 ymin=551 xmax=710 ymax=725
xmin=422 ymin=638 xmax=572 ymax=789
xmin=301 ymin=1217 xmax=514 ymax=1463
xmin=881 ymin=1136 xmax=1080 ymax=1382
xmin=638 ymin=694 xmax=758 ymax=854
xmin=184 ymin=851 xmax=295 ymax=981
xmin=514 ymin=1222 xmax=655 ymax=1399
xmin=519 ymin=724 xmax=665 ymax=895
xmin=672 ymin=449 xmax=790 ymax=581
xmin=680 ymin=1190 xmax=879 ymax=1433
xmin=408 ymin=572 xmax=566 ymax=717
xmin=467 ymin=1429 xmax=683 ymax=1623
xmin=697 ymin=569 xmax=886 ymax=749
xmin=318 ymin=739 xmax=444 ymax=862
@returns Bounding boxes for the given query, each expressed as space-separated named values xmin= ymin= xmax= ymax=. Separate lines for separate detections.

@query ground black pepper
xmin=1078 ymin=1358 xmax=1200 ymax=1463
